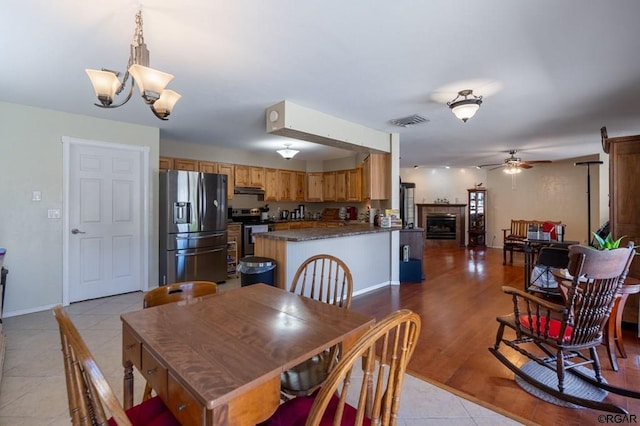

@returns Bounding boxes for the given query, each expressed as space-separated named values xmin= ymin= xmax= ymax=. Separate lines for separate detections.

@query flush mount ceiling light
xmin=447 ymin=89 xmax=482 ymax=123
xmin=85 ymin=10 xmax=181 ymax=120
xmin=277 ymin=143 xmax=299 ymax=160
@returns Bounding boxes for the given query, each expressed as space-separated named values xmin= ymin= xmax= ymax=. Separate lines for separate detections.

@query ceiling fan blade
xmin=518 ymin=163 xmax=533 ymax=169
xmin=489 ymin=165 xmax=505 ymax=171
xmin=523 ymin=160 xmax=552 ymax=165
xmin=478 ymin=162 xmax=504 ymax=168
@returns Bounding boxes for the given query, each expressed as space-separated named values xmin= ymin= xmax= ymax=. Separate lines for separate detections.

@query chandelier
xmin=447 ymin=90 xmax=482 ymax=123
xmin=85 ymin=10 xmax=181 ymax=121
xmin=277 ymin=143 xmax=299 ymax=160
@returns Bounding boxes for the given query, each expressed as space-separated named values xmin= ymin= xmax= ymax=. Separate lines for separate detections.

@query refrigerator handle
xmin=197 ymin=173 xmax=203 ymax=232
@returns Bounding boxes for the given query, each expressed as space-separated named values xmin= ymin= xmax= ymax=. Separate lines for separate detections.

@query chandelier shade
xmin=447 ymin=89 xmax=482 ymax=122
xmin=85 ymin=10 xmax=180 ymax=120
xmin=277 ymin=144 xmax=299 ymax=159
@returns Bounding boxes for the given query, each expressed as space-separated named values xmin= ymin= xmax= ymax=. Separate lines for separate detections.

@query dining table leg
xmin=123 ymin=362 xmax=134 ymax=410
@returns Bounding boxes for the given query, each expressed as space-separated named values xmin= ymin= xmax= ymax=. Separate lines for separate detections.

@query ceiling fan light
xmin=128 ymin=64 xmax=174 ymax=104
xmin=503 ymin=167 xmax=521 ymax=174
xmin=85 ymin=69 xmax=121 ymax=106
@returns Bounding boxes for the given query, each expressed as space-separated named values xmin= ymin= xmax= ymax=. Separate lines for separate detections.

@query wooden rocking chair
xmin=489 ymin=242 xmax=640 ymax=413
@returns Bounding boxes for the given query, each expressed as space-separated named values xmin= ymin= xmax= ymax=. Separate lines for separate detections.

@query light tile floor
xmin=0 ymin=281 xmax=524 ymax=425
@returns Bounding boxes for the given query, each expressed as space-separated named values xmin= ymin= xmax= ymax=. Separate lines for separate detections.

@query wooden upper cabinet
xmin=295 ymin=172 xmax=306 ymax=201
xmin=173 ymin=158 xmax=199 ymax=171
xmin=306 ymin=172 xmax=324 ymax=202
xmin=264 ymin=168 xmax=279 ymax=201
xmin=236 ymin=165 xmax=264 ymax=188
xmin=198 ymin=161 xmax=218 ymax=174
xmin=362 ymin=153 xmax=390 ymax=200
xmin=347 ymin=167 xmax=362 ymax=202
xmin=278 ymin=170 xmax=294 ymax=201
xmin=159 ymin=157 xmax=174 ymax=171
xmin=216 ymin=163 xmax=235 ymax=201
xmin=335 ymin=171 xmax=348 ymax=202
xmin=323 ymin=171 xmax=336 ymax=201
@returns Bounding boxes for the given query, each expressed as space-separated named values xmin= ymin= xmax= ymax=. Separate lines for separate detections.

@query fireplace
xmin=417 ymin=203 xmax=467 ymax=248
xmin=426 ymin=214 xmax=457 ymax=240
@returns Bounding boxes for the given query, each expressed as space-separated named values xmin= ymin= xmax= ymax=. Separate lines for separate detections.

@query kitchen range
xmin=230 ymin=208 xmax=274 ymax=256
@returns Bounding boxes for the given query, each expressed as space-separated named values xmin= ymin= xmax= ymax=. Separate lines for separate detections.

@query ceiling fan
xmin=478 ymin=150 xmax=551 ymax=172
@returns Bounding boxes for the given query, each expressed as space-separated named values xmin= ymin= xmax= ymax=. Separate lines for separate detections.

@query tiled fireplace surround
xmin=417 ymin=203 xmax=467 ymax=248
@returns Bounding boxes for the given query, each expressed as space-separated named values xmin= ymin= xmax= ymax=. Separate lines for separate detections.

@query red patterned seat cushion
xmin=542 ymin=222 xmax=558 ymax=240
xmin=108 ymin=396 xmax=180 ymax=426
xmin=519 ymin=315 xmax=573 ymax=340
xmin=259 ymin=393 xmax=371 ymax=426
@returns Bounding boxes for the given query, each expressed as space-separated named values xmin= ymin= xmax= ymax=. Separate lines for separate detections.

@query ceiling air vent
xmin=389 ymin=114 xmax=429 ymax=127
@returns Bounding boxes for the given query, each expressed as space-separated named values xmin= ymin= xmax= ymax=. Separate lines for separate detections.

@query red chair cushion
xmin=259 ymin=393 xmax=371 ymax=426
xmin=519 ymin=315 xmax=573 ymax=340
xmin=108 ymin=396 xmax=180 ymax=426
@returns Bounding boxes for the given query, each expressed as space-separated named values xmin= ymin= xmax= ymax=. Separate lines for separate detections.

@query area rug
xmin=515 ymin=360 xmax=608 ymax=409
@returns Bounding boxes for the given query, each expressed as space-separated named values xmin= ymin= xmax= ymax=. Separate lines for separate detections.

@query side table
xmin=604 ymin=276 xmax=640 ymax=372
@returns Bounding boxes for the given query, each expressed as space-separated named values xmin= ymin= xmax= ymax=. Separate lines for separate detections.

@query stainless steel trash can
xmin=238 ymin=256 xmax=276 ymax=287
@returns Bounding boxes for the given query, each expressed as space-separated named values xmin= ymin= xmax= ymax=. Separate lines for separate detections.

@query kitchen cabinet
xmin=323 ymin=172 xmax=336 ymax=201
xmin=362 ymin=153 xmax=390 ymax=200
xmin=198 ymin=161 xmax=218 ymax=174
xmin=173 ymin=158 xmax=199 ymax=171
xmin=295 ymin=172 xmax=306 ymax=202
xmin=336 ymin=171 xmax=348 ymax=202
xmin=306 ymin=172 xmax=324 ymax=202
xmin=216 ymin=163 xmax=235 ymax=201
xmin=235 ymin=165 xmax=265 ymax=188
xmin=159 ymin=157 xmax=173 ymax=171
xmin=278 ymin=170 xmax=294 ymax=201
xmin=264 ymin=168 xmax=279 ymax=201
xmin=467 ymin=188 xmax=487 ymax=248
xmin=347 ymin=168 xmax=362 ymax=202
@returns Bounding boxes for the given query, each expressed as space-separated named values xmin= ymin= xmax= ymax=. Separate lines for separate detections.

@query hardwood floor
xmin=351 ymin=246 xmax=640 ymax=425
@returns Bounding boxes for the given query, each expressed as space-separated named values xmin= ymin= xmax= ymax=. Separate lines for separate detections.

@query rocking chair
xmin=489 ymin=242 xmax=640 ymax=413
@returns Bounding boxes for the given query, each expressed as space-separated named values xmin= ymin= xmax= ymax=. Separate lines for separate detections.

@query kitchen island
xmin=254 ymin=223 xmax=397 ymax=295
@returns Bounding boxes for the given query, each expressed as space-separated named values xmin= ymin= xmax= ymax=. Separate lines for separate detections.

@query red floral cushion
xmin=259 ymin=393 xmax=371 ymax=426
xmin=108 ymin=396 xmax=180 ymax=426
xmin=519 ymin=315 xmax=573 ymax=340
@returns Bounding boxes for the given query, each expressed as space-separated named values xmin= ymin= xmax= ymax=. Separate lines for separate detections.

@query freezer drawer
xmin=166 ymin=231 xmax=227 ymax=251
xmin=162 ymin=245 xmax=227 ymax=285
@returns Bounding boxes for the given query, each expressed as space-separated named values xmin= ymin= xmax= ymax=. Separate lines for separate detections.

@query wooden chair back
xmin=53 ymin=305 xmax=133 ymax=426
xmin=143 ymin=281 xmax=218 ymax=308
xmin=307 ymin=309 xmax=421 ymax=426
xmin=289 ymin=254 xmax=353 ymax=309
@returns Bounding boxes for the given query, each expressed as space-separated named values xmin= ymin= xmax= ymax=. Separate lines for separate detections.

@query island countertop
xmin=254 ymin=223 xmax=395 ymax=242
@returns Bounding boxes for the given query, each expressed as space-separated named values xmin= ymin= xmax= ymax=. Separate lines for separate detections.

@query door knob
xmin=71 ymin=228 xmax=86 ymax=234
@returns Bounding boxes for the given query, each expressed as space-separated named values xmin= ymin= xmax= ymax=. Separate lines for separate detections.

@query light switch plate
xmin=32 ymin=190 xmax=42 ymax=201
xmin=47 ymin=209 xmax=61 ymax=219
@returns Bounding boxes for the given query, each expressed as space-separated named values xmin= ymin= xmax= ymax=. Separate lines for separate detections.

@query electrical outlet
xmin=32 ymin=190 xmax=42 ymax=201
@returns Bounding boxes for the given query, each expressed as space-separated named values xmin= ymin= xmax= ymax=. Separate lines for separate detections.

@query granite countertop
xmin=253 ymin=223 xmax=396 ymax=242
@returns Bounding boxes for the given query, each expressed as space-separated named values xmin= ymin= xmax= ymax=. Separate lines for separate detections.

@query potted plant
xmin=592 ymin=232 xmax=626 ymax=250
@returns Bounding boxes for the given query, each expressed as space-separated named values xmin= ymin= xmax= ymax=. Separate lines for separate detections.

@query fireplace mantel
xmin=417 ymin=203 xmax=467 ymax=247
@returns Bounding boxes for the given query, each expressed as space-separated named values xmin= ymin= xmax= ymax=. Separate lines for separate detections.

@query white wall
xmin=0 ymin=101 xmax=159 ymax=317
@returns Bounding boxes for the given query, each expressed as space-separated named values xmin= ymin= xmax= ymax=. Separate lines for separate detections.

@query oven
xmin=243 ymin=223 xmax=269 ymax=256
xmin=232 ymin=208 xmax=273 ymax=256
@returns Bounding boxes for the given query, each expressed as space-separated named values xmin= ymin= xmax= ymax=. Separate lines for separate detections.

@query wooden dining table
xmin=120 ymin=284 xmax=374 ymax=425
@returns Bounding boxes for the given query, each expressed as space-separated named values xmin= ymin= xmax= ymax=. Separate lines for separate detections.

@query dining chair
xmin=526 ymin=246 xmax=570 ymax=299
xmin=490 ymin=242 xmax=640 ymax=413
xmin=52 ymin=305 xmax=180 ymax=426
xmin=261 ymin=309 xmax=421 ymax=426
xmin=281 ymin=254 xmax=354 ymax=398
xmin=142 ymin=281 xmax=218 ymax=400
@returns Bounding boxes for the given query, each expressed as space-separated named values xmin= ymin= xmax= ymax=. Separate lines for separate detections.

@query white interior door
xmin=65 ymin=138 xmax=146 ymax=302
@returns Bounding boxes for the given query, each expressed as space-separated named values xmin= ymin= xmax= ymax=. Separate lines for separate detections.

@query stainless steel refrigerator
xmin=159 ymin=171 xmax=228 ymax=285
